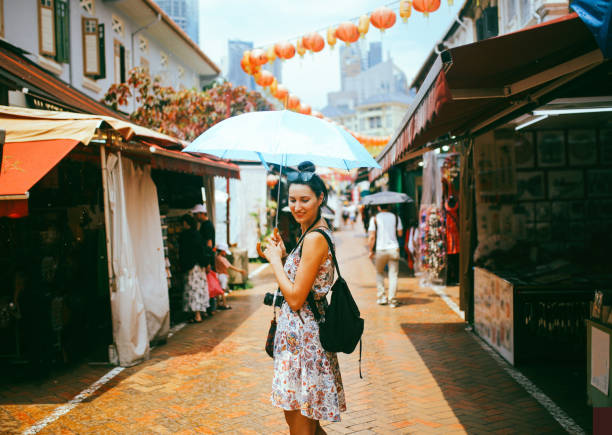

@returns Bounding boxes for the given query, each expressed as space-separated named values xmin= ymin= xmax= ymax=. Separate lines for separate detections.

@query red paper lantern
xmin=274 ymin=84 xmax=289 ymax=100
xmin=413 ymin=0 xmax=441 ymax=17
xmin=299 ymin=104 xmax=312 ymax=115
xmin=287 ymin=94 xmax=300 ymax=110
xmin=274 ymin=41 xmax=296 ymax=60
xmin=370 ymin=6 xmax=397 ymax=32
xmin=301 ymin=35 xmax=312 ymax=51
xmin=335 ymin=22 xmax=360 ymax=45
xmin=250 ymin=48 xmax=268 ymax=66
xmin=255 ymin=70 xmax=274 ymax=87
xmin=306 ymin=32 xmax=325 ymax=53
xmin=312 ymin=110 xmax=324 ymax=119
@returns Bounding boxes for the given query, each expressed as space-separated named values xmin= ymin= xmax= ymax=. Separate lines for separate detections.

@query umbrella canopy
xmin=361 ymin=191 xmax=413 ymax=205
xmin=183 ymin=110 xmax=380 ymax=170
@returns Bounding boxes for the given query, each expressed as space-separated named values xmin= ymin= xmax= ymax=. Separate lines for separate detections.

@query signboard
xmin=474 ymin=267 xmax=515 ymax=364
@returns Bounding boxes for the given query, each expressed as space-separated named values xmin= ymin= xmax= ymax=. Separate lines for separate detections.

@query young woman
xmin=262 ymin=161 xmax=346 ymax=435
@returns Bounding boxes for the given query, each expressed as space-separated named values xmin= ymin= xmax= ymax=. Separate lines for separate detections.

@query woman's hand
xmin=270 ymin=227 xmax=287 ymax=259
xmin=262 ymin=238 xmax=283 ymax=264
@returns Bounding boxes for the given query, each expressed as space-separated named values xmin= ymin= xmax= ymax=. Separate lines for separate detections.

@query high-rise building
xmin=227 ymin=40 xmax=255 ymax=91
xmin=368 ymin=42 xmax=382 ymax=68
xmin=156 ymin=0 xmax=199 ymax=45
xmin=339 ymin=43 xmax=364 ymax=90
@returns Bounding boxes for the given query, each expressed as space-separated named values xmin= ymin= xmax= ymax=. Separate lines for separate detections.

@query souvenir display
xmin=419 ymin=205 xmax=446 ymax=284
xmin=537 ymin=131 xmax=566 ymax=167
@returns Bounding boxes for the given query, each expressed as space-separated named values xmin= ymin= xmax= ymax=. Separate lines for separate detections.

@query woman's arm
xmin=266 ymin=232 xmax=328 ymax=312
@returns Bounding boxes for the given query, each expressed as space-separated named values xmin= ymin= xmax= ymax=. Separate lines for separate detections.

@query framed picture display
xmin=537 ymin=131 xmax=566 ymax=167
xmin=514 ymin=131 xmax=535 ymax=168
xmin=517 ymin=171 xmax=546 ymax=200
xmin=551 ymin=201 xmax=569 ymax=221
xmin=548 ymin=170 xmax=584 ymax=199
xmin=601 ymin=130 xmax=612 ymax=164
xmin=568 ymin=130 xmax=597 ymax=166
xmin=587 ymin=169 xmax=612 ymax=197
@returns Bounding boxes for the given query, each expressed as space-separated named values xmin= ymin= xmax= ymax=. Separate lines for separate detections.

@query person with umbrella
xmin=261 ymin=161 xmax=346 ymax=432
xmin=368 ymin=203 xmax=404 ymax=308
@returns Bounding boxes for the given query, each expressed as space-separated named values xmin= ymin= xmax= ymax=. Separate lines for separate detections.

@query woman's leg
xmin=284 ymin=410 xmax=318 ymax=435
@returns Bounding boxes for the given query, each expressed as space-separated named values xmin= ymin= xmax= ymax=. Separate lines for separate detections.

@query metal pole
xmin=275 ymin=154 xmax=284 ymax=228
xmin=226 ymin=177 xmax=230 ymax=245
xmin=100 ymin=140 xmax=115 ymax=292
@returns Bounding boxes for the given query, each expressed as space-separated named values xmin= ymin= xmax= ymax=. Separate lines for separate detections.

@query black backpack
xmin=306 ymin=229 xmax=364 ymax=377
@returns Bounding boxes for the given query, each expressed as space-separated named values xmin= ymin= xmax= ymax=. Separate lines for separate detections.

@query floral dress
xmin=271 ymin=228 xmax=346 ymax=422
xmin=182 ymin=265 xmax=210 ymax=312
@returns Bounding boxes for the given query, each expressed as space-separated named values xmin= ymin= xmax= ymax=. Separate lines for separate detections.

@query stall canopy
xmin=371 ymin=13 xmax=603 ymax=180
xmin=0 ymin=106 xmax=240 ymax=217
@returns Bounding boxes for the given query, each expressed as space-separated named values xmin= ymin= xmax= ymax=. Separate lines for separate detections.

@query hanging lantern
xmin=296 ymin=39 xmax=306 ymax=57
xmin=269 ymin=78 xmax=278 ymax=95
xmin=240 ymin=51 xmax=259 ymax=75
xmin=274 ymin=41 xmax=295 ymax=60
xmin=370 ymin=6 xmax=397 ymax=32
xmin=358 ymin=15 xmax=370 ymax=39
xmin=250 ymin=48 xmax=268 ymax=66
xmin=335 ymin=22 xmax=360 ymax=45
xmin=412 ymin=0 xmax=441 ymax=17
xmin=307 ymin=32 xmax=325 ymax=53
xmin=312 ymin=110 xmax=324 ymax=119
xmin=266 ymin=174 xmax=279 ymax=188
xmin=274 ymin=84 xmax=289 ymax=100
xmin=266 ymin=46 xmax=277 ymax=63
xmin=327 ymin=26 xmax=337 ymax=50
xmin=287 ymin=94 xmax=300 ymax=110
xmin=400 ymin=0 xmax=412 ymax=22
xmin=301 ymin=35 xmax=312 ymax=52
xmin=299 ymin=104 xmax=312 ymax=115
xmin=255 ymin=70 xmax=274 ymax=87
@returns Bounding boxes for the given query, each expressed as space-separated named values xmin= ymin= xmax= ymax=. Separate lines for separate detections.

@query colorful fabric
xmin=271 ymin=227 xmax=346 ymax=422
xmin=207 ymin=271 xmax=225 ymax=298
xmin=182 ymin=265 xmax=209 ymax=312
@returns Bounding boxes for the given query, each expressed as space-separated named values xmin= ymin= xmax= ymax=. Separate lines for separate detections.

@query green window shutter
xmin=119 ymin=44 xmax=126 ymax=83
xmin=54 ymin=0 xmax=70 ymax=63
xmin=96 ymin=23 xmax=106 ymax=79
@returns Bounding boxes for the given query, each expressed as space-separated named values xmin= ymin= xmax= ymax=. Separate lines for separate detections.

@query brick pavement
xmin=0 ymin=229 xmax=568 ymax=434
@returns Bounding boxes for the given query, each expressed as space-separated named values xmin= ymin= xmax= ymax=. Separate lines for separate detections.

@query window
xmin=114 ymin=39 xmax=127 ymax=83
xmin=111 ymin=15 xmax=124 ymax=37
xmin=82 ymin=17 xmax=100 ymax=77
xmin=0 ymin=0 xmax=4 ymax=39
xmin=160 ymin=52 xmax=168 ymax=68
xmin=138 ymin=35 xmax=148 ymax=53
xmin=38 ymin=0 xmax=56 ymax=57
xmin=368 ymin=116 xmax=382 ymax=129
xmin=80 ymin=0 xmax=94 ymax=15
xmin=54 ymin=0 xmax=70 ymax=63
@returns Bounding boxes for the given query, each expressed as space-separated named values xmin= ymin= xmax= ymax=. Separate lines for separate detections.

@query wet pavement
xmin=0 ymin=228 xmax=573 ymax=434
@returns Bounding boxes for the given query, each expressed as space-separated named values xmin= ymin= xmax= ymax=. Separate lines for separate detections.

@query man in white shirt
xmin=368 ymin=204 xmax=403 ymax=307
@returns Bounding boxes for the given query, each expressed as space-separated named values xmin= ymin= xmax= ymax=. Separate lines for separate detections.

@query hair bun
xmin=297 ymin=161 xmax=316 ymax=173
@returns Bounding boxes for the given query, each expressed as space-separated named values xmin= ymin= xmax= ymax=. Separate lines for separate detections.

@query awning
xmin=148 ymin=145 xmax=240 ymax=179
xmin=371 ymin=13 xmax=603 ymax=180
xmin=0 ymin=139 xmax=80 ymax=215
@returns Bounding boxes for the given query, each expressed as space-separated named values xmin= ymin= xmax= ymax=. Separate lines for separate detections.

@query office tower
xmin=156 ymin=0 xmax=199 ymax=45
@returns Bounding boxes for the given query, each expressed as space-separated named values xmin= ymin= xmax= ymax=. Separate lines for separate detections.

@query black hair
xmin=182 ymin=213 xmax=197 ymax=230
xmin=288 ymin=161 xmax=328 ymax=207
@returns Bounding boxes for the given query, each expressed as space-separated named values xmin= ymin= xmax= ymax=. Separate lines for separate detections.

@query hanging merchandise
xmin=370 ymin=6 xmax=397 ymax=32
xmin=400 ymin=0 xmax=412 ymax=22
xmin=419 ymin=151 xmax=447 ymax=285
xmin=358 ymin=15 xmax=370 ymax=39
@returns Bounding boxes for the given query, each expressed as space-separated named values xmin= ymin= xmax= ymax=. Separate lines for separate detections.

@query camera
xmin=263 ymin=291 xmax=284 ymax=307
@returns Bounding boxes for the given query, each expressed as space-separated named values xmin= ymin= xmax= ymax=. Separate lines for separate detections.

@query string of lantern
xmin=239 ymin=0 xmax=445 ymax=152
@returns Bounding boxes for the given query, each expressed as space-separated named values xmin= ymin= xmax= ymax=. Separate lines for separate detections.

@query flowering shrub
xmin=103 ymin=67 xmax=274 ymax=141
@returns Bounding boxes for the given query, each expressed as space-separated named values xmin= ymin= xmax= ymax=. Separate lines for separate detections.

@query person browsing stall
xmin=261 ymin=161 xmax=345 ymax=434
xmin=368 ymin=203 xmax=403 ymax=307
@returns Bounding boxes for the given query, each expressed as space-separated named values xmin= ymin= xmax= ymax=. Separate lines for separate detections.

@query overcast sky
xmin=199 ymin=0 xmax=464 ymax=110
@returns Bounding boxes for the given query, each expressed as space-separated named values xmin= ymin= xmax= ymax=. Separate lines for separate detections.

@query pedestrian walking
xmin=261 ymin=161 xmax=346 ymax=433
xmin=368 ymin=204 xmax=403 ymax=307
xmin=214 ymin=243 xmax=247 ymax=309
xmin=179 ymin=214 xmax=210 ymax=323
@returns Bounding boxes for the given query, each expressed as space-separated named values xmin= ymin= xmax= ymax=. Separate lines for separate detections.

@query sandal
xmin=218 ymin=305 xmax=232 ymax=310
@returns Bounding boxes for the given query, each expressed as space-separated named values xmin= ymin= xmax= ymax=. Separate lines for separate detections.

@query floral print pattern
xmin=271 ymin=228 xmax=346 ymax=422
xmin=183 ymin=265 xmax=210 ymax=312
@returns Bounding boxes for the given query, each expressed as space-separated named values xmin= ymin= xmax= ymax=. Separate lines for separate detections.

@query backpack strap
xmin=311 ymin=228 xmax=342 ymax=279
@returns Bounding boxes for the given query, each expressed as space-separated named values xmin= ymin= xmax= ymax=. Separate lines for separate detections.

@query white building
xmin=0 ymin=0 xmax=219 ymax=113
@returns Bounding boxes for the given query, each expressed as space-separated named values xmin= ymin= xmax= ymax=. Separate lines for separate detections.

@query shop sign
xmin=25 ymin=94 xmax=68 ymax=112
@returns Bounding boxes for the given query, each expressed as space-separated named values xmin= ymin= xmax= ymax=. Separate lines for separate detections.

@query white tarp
xmin=122 ymin=158 xmax=170 ymax=343
xmin=215 ymin=165 xmax=267 ymax=257
xmin=106 ymin=153 xmax=149 ymax=366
